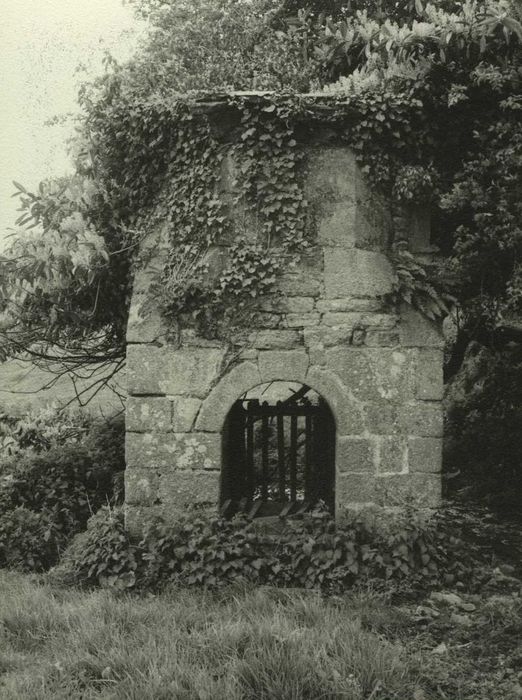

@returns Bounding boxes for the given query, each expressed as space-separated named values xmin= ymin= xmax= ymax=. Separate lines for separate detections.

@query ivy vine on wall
xmin=136 ymin=91 xmax=452 ymax=338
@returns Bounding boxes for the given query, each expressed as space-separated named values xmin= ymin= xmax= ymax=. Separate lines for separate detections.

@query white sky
xmin=0 ymin=0 xmax=143 ymax=248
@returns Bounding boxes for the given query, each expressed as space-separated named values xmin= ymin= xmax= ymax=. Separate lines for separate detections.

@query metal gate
xmin=221 ymin=388 xmax=335 ymax=518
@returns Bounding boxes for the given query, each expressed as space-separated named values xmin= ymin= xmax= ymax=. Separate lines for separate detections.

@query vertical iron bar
xmin=277 ymin=406 xmax=285 ymax=500
xmin=246 ymin=403 xmax=255 ymax=501
xmin=305 ymin=412 xmax=313 ymax=502
xmin=261 ymin=412 xmax=269 ymax=500
xmin=290 ymin=414 xmax=297 ymax=501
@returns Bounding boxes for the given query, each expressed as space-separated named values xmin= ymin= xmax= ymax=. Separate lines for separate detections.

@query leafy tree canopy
xmin=1 ymin=0 xmax=521 ymax=396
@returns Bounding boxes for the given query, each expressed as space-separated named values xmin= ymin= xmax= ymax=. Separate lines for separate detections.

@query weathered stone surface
xmin=336 ymin=473 xmax=376 ymax=511
xmin=127 ymin=346 xmax=225 ymax=397
xmin=337 ymin=437 xmax=375 ymax=473
xmin=403 ymin=403 xmax=443 ymax=437
xmin=363 ymin=402 xmax=443 ymax=440
xmin=127 ymin=293 xmax=170 ymax=345
xmin=305 ymin=148 xmax=358 ymax=204
xmin=258 ymin=350 xmax=309 ymax=384
xmin=171 ymin=397 xmax=201 ymax=432
xmin=416 ymin=349 xmax=444 ymax=400
xmin=363 ymin=403 xmax=401 ymax=435
xmin=125 ymin=468 xmax=159 ymax=506
xmin=365 ymin=330 xmax=400 ymax=347
xmin=324 ymin=249 xmax=394 ymax=298
xmin=126 ymin=345 xmax=167 ymax=396
xmin=180 ymin=328 xmax=226 ymax=347
xmin=157 ymin=471 xmax=221 ymax=510
xmin=400 ymin=306 xmax=444 ymax=348
xmin=196 ymin=362 xmax=261 ymax=431
xmin=306 ymin=365 xmax=365 ymax=434
xmin=276 ymin=257 xmax=323 ymax=298
xmin=408 ymin=437 xmax=443 ymax=473
xmin=316 ymin=298 xmax=384 ymax=313
xmin=249 ymin=330 xmax=302 ymax=349
xmin=284 ymin=313 xmax=321 ymax=328
xmin=377 ymin=437 xmax=408 ymax=475
xmin=326 ymin=348 xmax=415 ymax=402
xmin=126 ymin=432 xmax=221 ymax=470
xmin=304 ymin=326 xmax=354 ymax=348
xmin=321 ymin=312 xmax=397 ymax=329
xmin=376 ymin=473 xmax=441 ymax=507
xmin=284 ymin=297 xmax=316 ymax=313
xmin=125 ymin=140 xmax=443 ymax=521
xmin=159 ymin=348 xmax=226 ymax=397
xmin=317 ymin=203 xmax=357 ymax=248
xmin=126 ymin=397 xmax=171 ymax=433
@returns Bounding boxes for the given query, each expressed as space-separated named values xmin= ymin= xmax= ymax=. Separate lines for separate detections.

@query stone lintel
xmin=258 ymin=350 xmax=309 ymax=384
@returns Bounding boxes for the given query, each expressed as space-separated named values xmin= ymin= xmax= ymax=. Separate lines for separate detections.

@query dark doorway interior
xmin=221 ymin=382 xmax=336 ymax=518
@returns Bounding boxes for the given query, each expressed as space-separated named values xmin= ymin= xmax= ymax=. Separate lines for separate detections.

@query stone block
xmin=304 ymin=326 xmax=353 ymax=348
xmin=324 ymin=248 xmax=395 ymax=298
xmin=196 ymin=362 xmax=261 ymax=431
xmin=126 ymin=397 xmax=171 ymax=433
xmin=337 ymin=436 xmax=375 ymax=473
xmin=402 ymin=403 xmax=443 ymax=437
xmin=324 ymin=248 xmax=395 ymax=299
xmin=126 ymin=431 xmax=221 ymax=471
xmin=377 ymin=437 xmax=408 ymax=475
xmin=157 ymin=471 xmax=221 ymax=510
xmin=326 ymin=348 xmax=416 ymax=402
xmin=416 ymin=349 xmax=444 ymax=400
xmin=171 ymin=397 xmax=202 ymax=432
xmin=284 ymin=313 xmax=321 ymax=328
xmin=363 ymin=403 xmax=401 ymax=434
xmin=126 ymin=345 xmax=225 ymax=397
xmin=126 ymin=293 xmax=170 ymax=345
xmin=276 ymin=257 xmax=323 ymax=297
xmin=258 ymin=350 xmax=309 ymax=384
xmin=400 ymin=306 xmax=444 ymax=348
xmin=305 ymin=148 xmax=358 ymax=204
xmin=283 ymin=297 xmax=315 ymax=313
xmin=375 ymin=473 xmax=441 ymax=507
xmin=125 ymin=469 xmax=159 ymax=506
xmin=249 ymin=330 xmax=302 ymax=349
xmin=306 ymin=365 xmax=365 ymax=434
xmin=317 ymin=203 xmax=357 ymax=248
xmin=408 ymin=437 xmax=442 ymax=473
xmin=316 ymin=298 xmax=384 ymax=313
xmin=126 ymin=345 xmax=166 ymax=396
xmin=364 ymin=331 xmax=400 ymax=347
xmin=180 ymin=329 xmax=227 ymax=347
xmin=336 ymin=473 xmax=376 ymax=509
xmin=321 ymin=312 xmax=397 ymax=329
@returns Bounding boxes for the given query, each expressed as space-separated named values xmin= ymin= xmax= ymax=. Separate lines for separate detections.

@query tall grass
xmin=0 ymin=572 xmax=416 ymax=699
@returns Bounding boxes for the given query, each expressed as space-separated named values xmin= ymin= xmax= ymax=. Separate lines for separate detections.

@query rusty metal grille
xmin=221 ymin=390 xmax=335 ymax=519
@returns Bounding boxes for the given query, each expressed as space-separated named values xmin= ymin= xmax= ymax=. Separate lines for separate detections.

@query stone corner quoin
xmin=124 ymin=124 xmax=444 ymax=529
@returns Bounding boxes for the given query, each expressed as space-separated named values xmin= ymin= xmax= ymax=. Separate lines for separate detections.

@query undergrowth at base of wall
xmin=48 ymin=504 xmax=486 ymax=595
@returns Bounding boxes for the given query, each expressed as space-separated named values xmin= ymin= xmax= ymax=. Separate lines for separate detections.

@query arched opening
xmin=221 ymin=381 xmax=336 ymax=518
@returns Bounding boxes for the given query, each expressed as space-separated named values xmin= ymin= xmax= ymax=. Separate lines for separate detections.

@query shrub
xmin=0 ymin=443 xmax=116 ymax=541
xmin=445 ymin=351 xmax=522 ymax=511
xmin=0 ymin=507 xmax=60 ymax=572
xmin=140 ymin=511 xmax=279 ymax=589
xmin=55 ymin=503 xmax=474 ymax=593
xmin=0 ymin=406 xmax=90 ymax=461
xmin=50 ymin=507 xmax=138 ymax=589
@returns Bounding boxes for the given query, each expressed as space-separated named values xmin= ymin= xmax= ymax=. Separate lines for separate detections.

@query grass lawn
xmin=0 ymin=571 xmax=521 ymax=699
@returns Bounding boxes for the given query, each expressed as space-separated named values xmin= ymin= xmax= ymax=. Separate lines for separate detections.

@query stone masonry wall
xmin=125 ymin=138 xmax=443 ymax=531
